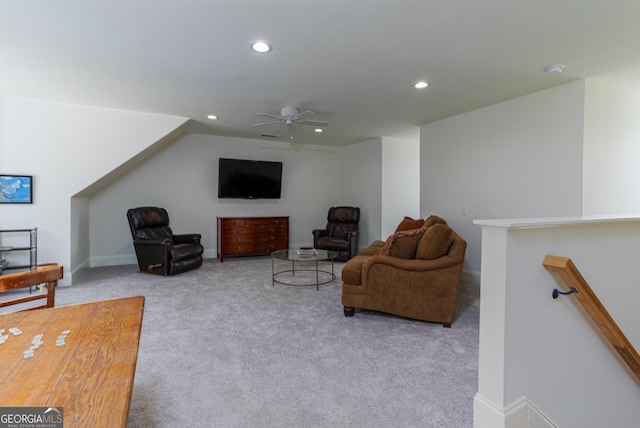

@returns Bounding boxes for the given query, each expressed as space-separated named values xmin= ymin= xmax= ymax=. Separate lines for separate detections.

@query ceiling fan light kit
xmin=544 ymin=64 xmax=565 ymax=75
xmin=253 ymin=105 xmax=329 ymax=131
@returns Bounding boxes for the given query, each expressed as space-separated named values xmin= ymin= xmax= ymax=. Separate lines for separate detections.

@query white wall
xmin=340 ymin=138 xmax=383 ymax=249
xmin=6 ymin=78 xmax=640 ymax=285
xmin=0 ymin=95 xmax=189 ymax=284
xmin=474 ymin=217 xmax=640 ymax=428
xmin=89 ymin=134 xmax=344 ymax=266
xmin=583 ymin=79 xmax=640 ymax=215
xmin=420 ymin=81 xmax=586 ymax=280
xmin=381 ymin=136 xmax=420 ymax=238
xmin=0 ymin=94 xmax=408 ymax=278
xmin=70 ymin=197 xmax=89 ymax=269
xmin=90 ymin=133 xmax=418 ymax=264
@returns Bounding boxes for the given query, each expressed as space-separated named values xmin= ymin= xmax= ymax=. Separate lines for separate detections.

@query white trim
xmin=90 ymin=254 xmax=138 ymax=267
xmin=90 ymin=250 xmax=219 ymax=269
xmin=473 ymin=394 xmax=506 ymax=428
xmin=474 ymin=395 xmax=556 ymax=428
xmin=473 ymin=214 xmax=640 ymax=229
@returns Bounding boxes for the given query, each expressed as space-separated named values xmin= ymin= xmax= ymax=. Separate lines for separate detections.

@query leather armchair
xmin=127 ymin=207 xmax=204 ymax=275
xmin=312 ymin=206 xmax=360 ymax=262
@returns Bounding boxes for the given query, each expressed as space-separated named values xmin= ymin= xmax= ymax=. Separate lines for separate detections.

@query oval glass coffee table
xmin=271 ymin=249 xmax=337 ymax=291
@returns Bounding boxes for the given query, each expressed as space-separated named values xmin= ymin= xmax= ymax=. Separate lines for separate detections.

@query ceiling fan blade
xmin=294 ymin=110 xmax=315 ymax=120
xmin=256 ymin=112 xmax=283 ymax=120
xmin=253 ymin=120 xmax=283 ymax=127
xmin=297 ymin=119 xmax=328 ymax=127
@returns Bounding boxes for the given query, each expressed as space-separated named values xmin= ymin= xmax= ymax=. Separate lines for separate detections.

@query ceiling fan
xmin=253 ymin=106 xmax=328 ymax=129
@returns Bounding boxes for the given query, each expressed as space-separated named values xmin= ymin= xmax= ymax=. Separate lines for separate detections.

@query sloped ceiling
xmin=1 ymin=0 xmax=639 ymax=147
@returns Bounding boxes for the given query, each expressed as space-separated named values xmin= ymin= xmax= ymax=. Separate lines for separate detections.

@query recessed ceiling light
xmin=314 ymin=128 xmax=323 ymax=133
xmin=544 ymin=64 xmax=565 ymax=75
xmin=250 ymin=40 xmax=272 ymax=53
xmin=207 ymin=114 xmax=218 ymax=120
xmin=414 ymin=81 xmax=429 ymax=89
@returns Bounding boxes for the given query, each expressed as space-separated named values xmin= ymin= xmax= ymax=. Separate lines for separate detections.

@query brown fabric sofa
xmin=341 ymin=215 xmax=467 ymax=327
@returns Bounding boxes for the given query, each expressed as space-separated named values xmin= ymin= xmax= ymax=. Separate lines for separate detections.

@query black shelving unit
xmin=0 ymin=228 xmax=37 ymax=273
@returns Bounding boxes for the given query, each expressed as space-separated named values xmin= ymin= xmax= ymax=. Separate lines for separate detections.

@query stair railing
xmin=543 ymin=254 xmax=640 ymax=383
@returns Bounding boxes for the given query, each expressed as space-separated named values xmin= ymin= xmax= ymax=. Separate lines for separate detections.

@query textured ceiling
xmin=1 ymin=0 xmax=639 ymax=147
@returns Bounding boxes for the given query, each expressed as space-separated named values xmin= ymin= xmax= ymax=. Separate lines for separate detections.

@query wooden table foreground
xmin=0 ymin=295 xmax=145 ymax=428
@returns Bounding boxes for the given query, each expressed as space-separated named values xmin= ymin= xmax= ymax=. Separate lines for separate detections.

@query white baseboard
xmin=203 ymin=249 xmax=218 ymax=259
xmin=89 ymin=249 xmax=218 ymax=268
xmin=474 ymin=394 xmax=556 ymax=428
xmin=90 ymin=254 xmax=138 ymax=267
xmin=64 ymin=257 xmax=91 ymax=286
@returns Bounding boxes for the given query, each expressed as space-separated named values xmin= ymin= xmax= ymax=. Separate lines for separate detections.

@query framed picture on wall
xmin=0 ymin=175 xmax=33 ymax=204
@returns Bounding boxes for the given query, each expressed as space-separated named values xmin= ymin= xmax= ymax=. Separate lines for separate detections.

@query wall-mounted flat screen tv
xmin=218 ymin=158 xmax=283 ymax=199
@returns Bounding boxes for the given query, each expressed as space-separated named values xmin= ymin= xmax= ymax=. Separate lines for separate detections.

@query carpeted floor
xmin=55 ymin=257 xmax=479 ymax=428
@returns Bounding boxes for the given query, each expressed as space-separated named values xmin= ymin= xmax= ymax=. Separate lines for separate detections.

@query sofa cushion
xmin=326 ymin=222 xmax=357 ymax=239
xmin=423 ymin=215 xmax=447 ymax=228
xmin=171 ymin=243 xmax=204 ymax=262
xmin=359 ymin=240 xmax=386 ymax=256
xmin=380 ymin=226 xmax=427 ymax=259
xmin=416 ymin=224 xmax=454 ymax=260
xmin=394 ymin=216 xmax=425 ymax=232
xmin=135 ymin=226 xmax=173 ymax=241
xmin=341 ymin=255 xmax=369 ymax=285
xmin=315 ymin=236 xmax=349 ymax=251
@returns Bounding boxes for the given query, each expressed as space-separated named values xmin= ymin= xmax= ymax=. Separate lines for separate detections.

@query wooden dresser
xmin=217 ymin=216 xmax=289 ymax=262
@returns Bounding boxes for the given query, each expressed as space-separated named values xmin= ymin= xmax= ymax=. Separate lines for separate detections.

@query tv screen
xmin=218 ymin=158 xmax=283 ymax=199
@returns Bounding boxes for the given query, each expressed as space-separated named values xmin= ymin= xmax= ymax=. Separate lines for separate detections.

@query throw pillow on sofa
xmin=416 ymin=224 xmax=454 ymax=260
xmin=394 ymin=216 xmax=425 ymax=232
xmin=423 ymin=214 xmax=447 ymax=228
xmin=380 ymin=226 xmax=427 ymax=259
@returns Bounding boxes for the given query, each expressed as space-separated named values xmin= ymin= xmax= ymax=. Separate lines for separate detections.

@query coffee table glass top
xmin=271 ymin=249 xmax=338 ymax=290
xmin=271 ymin=249 xmax=337 ymax=261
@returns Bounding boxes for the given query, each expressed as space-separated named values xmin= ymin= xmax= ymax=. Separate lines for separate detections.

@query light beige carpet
xmin=56 ymin=256 xmax=479 ymax=428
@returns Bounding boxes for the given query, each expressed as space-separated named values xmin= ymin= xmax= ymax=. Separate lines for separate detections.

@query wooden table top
xmin=0 ymin=295 xmax=145 ymax=428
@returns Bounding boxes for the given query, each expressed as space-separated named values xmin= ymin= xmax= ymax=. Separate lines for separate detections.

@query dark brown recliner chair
xmin=312 ymin=206 xmax=360 ymax=261
xmin=127 ymin=207 xmax=204 ymax=275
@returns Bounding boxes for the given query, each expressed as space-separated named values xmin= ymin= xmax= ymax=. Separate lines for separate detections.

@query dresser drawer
xmin=256 ymin=232 xmax=286 ymax=242
xmin=256 ymin=241 xmax=288 ymax=253
xmin=221 ymin=218 xmax=249 ymax=227
xmin=245 ymin=218 xmax=268 ymax=226
xmin=224 ymin=234 xmax=254 ymax=244
xmin=217 ymin=216 xmax=289 ymax=261
xmin=222 ymin=225 xmax=255 ymax=236
xmin=222 ymin=242 xmax=256 ymax=254
xmin=268 ymin=217 xmax=287 ymax=226
xmin=256 ymin=225 xmax=287 ymax=236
